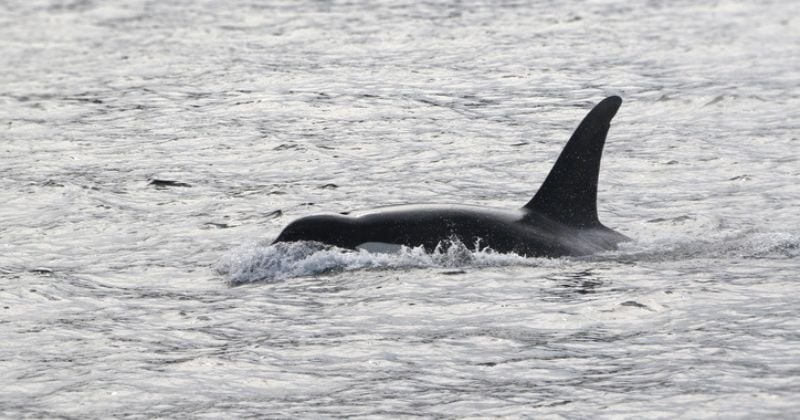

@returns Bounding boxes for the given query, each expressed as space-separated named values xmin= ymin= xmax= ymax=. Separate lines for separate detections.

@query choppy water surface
xmin=2 ymin=0 xmax=799 ymax=417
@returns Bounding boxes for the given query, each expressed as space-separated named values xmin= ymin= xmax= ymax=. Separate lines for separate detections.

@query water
xmin=2 ymin=0 xmax=799 ymax=417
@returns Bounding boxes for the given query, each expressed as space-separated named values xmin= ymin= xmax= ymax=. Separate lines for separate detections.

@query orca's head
xmin=272 ymin=214 xmax=357 ymax=248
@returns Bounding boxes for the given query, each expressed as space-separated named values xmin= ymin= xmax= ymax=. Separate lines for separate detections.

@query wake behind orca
xmin=273 ymin=96 xmax=630 ymax=257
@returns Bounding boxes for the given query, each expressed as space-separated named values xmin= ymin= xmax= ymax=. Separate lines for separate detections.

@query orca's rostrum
xmin=274 ymin=96 xmax=630 ymax=257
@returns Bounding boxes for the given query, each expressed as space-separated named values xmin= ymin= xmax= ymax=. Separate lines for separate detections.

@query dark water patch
xmin=620 ymin=300 xmax=653 ymax=311
xmin=647 ymin=215 xmax=693 ymax=224
xmin=149 ymin=179 xmax=192 ymax=188
xmin=273 ymin=144 xmax=302 ymax=151
xmin=203 ymin=222 xmax=230 ymax=229
xmin=264 ymin=210 xmax=283 ymax=219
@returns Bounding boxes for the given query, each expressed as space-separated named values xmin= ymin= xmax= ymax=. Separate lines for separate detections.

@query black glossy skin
xmin=273 ymin=204 xmax=629 ymax=257
xmin=273 ymin=96 xmax=631 ymax=258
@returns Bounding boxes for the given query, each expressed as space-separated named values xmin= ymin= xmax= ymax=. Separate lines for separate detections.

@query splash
xmin=217 ymin=231 xmax=799 ymax=285
xmin=216 ymin=239 xmax=546 ymax=285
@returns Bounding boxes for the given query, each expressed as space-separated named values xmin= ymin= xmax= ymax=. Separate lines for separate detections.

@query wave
xmin=217 ymin=231 xmax=799 ymax=285
xmin=606 ymin=230 xmax=800 ymax=263
xmin=216 ymin=239 xmax=556 ymax=285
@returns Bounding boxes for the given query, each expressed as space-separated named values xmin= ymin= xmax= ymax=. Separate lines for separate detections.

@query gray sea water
xmin=2 ymin=0 xmax=799 ymax=417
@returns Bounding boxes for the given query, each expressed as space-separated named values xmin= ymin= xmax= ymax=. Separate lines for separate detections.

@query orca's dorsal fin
xmin=523 ymin=96 xmax=622 ymax=228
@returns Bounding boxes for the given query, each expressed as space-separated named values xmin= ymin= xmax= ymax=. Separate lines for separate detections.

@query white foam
xmin=216 ymin=239 xmax=554 ymax=285
xmin=217 ymin=230 xmax=800 ymax=285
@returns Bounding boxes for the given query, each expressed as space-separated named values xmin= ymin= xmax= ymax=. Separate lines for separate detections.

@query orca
xmin=273 ymin=96 xmax=630 ymax=257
